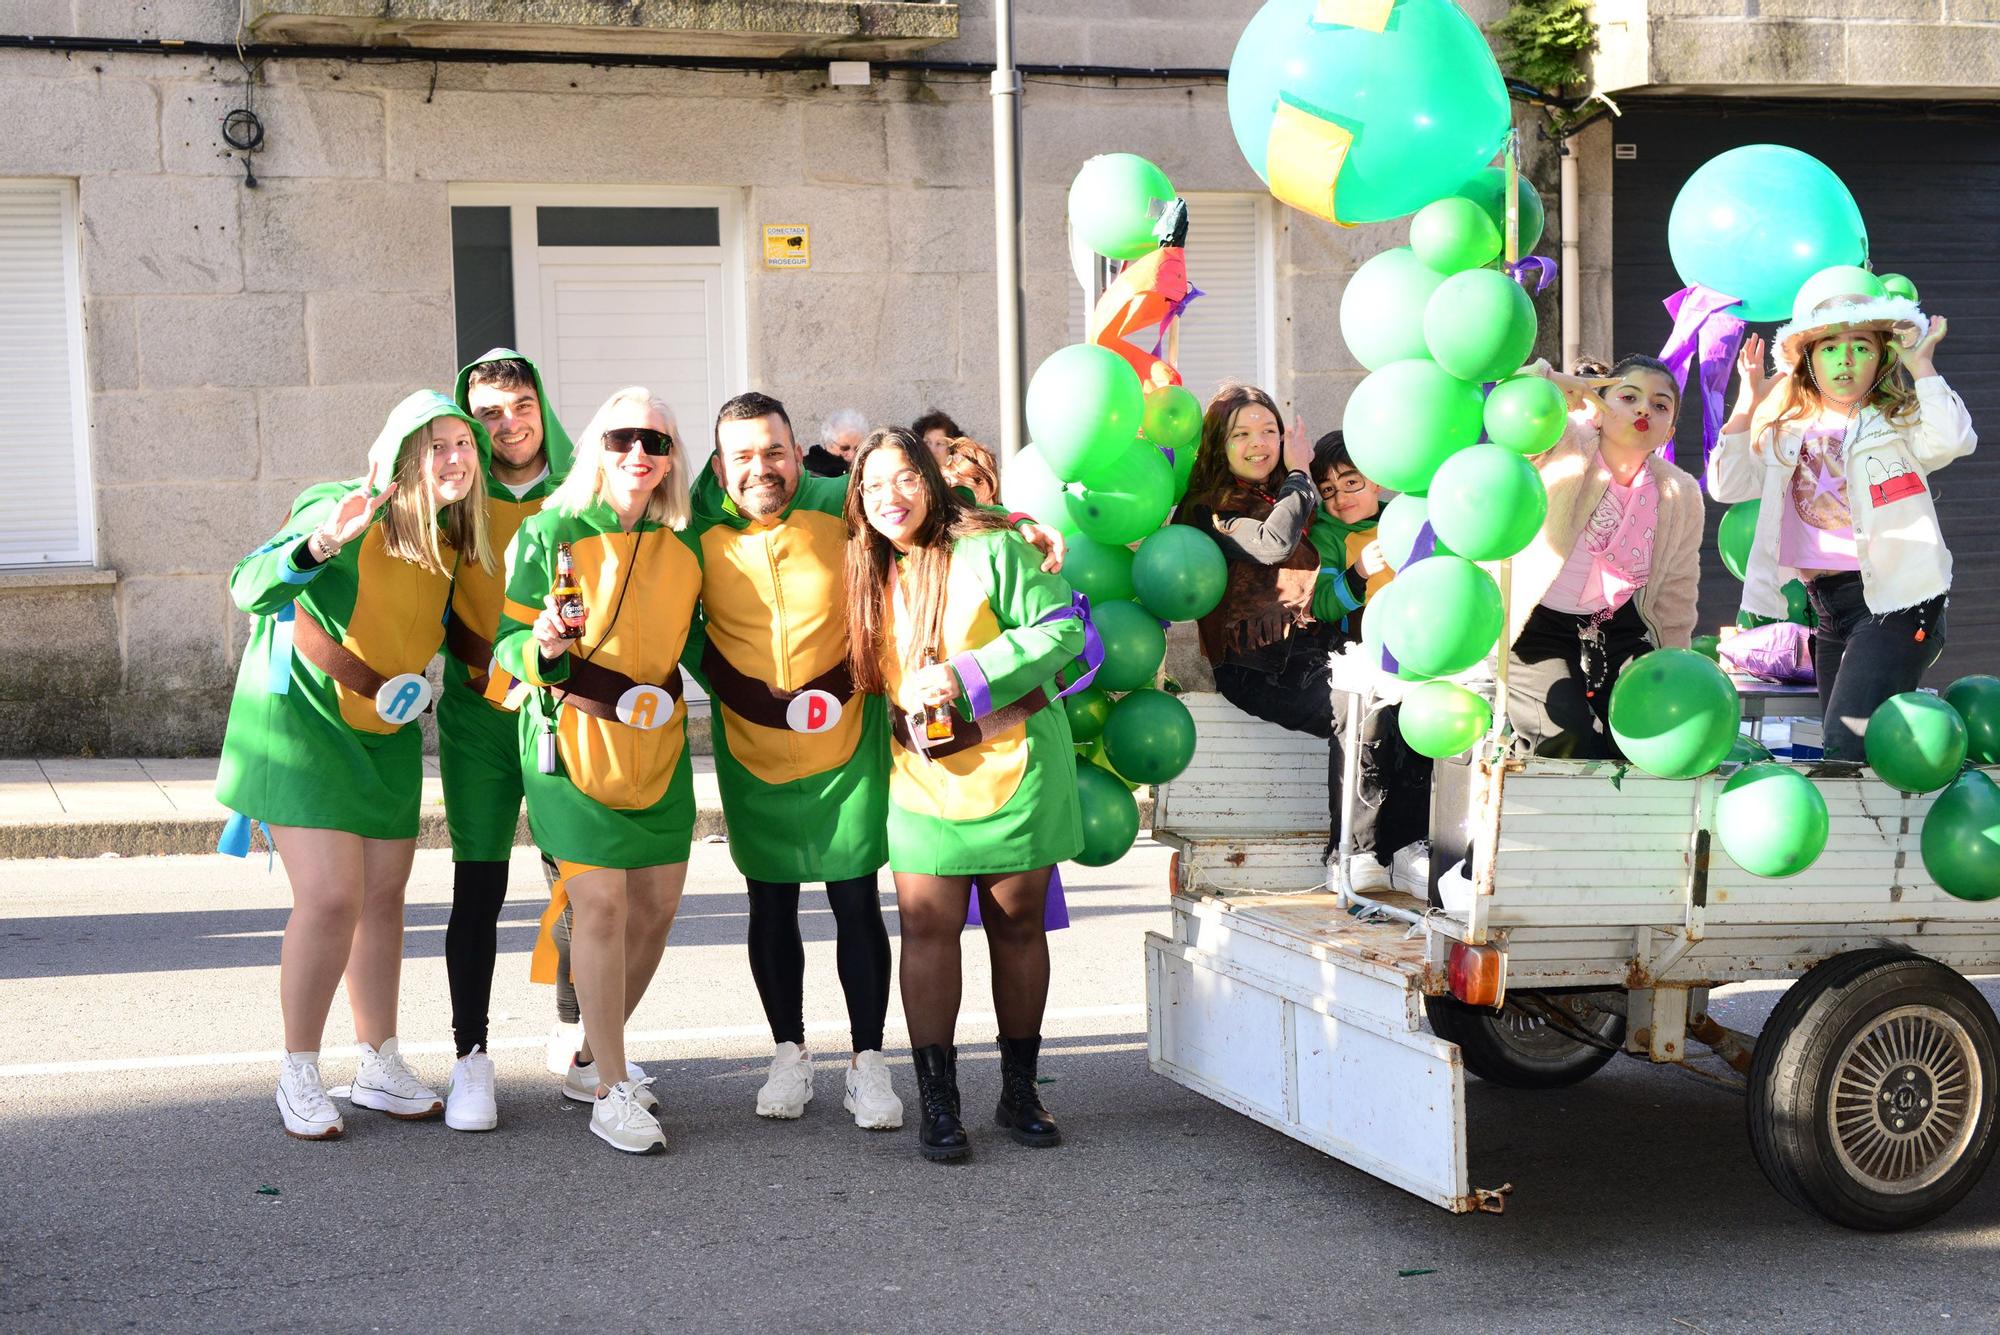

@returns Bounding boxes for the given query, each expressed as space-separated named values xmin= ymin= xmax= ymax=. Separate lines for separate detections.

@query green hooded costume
xmin=217 ymin=391 xmax=490 ymax=842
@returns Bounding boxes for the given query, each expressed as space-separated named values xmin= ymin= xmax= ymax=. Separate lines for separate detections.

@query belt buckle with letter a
xmin=374 ymin=673 xmax=432 ymax=726
xmin=616 ymin=684 xmax=672 ymax=730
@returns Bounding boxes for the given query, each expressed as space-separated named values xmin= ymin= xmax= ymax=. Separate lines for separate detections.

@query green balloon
xmin=1423 ymin=268 xmax=1538 ymax=384
xmin=1483 ymin=374 xmax=1569 ymax=455
xmin=1026 ymin=344 xmax=1145 ymax=484
xmin=1068 ymin=153 xmax=1176 ymax=262
xmin=1079 ymin=735 xmax=1140 ymax=792
xmin=1359 ymin=598 xmax=1432 ymax=682
xmin=1165 ymin=440 xmax=1198 ymax=502
xmin=1143 ymin=385 xmax=1202 ymax=453
xmin=1781 ymin=578 xmax=1814 ymax=626
xmin=1063 ymin=685 xmax=1113 ymax=744
xmin=1718 ymin=500 xmax=1759 ymax=581
xmin=1608 ymin=648 xmax=1743 ymax=779
xmin=1131 ymin=525 xmax=1227 ymax=623
xmin=1945 ymin=675 xmax=2000 ymax=766
xmin=1378 ymin=556 xmax=1502 ymax=678
xmin=1410 ymin=196 xmax=1502 ymax=276
xmin=1102 ymin=688 xmax=1198 ymax=785
xmin=1377 ymin=493 xmax=1431 ymax=571
xmin=1455 ymin=166 xmax=1546 ymax=254
xmin=1426 ymin=443 xmax=1548 ymax=562
xmin=1692 ymin=634 xmax=1723 ymax=663
xmin=1880 ymin=272 xmax=1920 ymax=303
xmin=1922 ymin=770 xmax=2000 ymax=901
xmin=1074 ymin=761 xmax=1142 ymax=866
xmin=1067 ymin=439 xmax=1174 ymax=546
xmin=1061 ymin=534 xmax=1135 ymax=606
xmin=1342 ymin=358 xmax=1484 ymax=495
xmin=997 ymin=442 xmax=1080 ymax=535
xmin=1866 ymin=692 xmax=1968 ymax=794
xmin=1718 ymin=763 xmax=1830 ymax=878
xmin=1725 ymin=732 xmax=1774 ymax=765
xmin=1398 ymin=680 xmax=1491 ymax=759
xmin=1086 ymin=599 xmax=1167 ymax=694
xmin=1339 ymin=247 xmax=1447 ymax=372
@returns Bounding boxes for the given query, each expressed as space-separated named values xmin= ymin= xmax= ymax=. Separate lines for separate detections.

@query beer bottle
xmin=921 ymin=652 xmax=954 ymax=742
xmin=552 ymin=542 xmax=586 ymax=639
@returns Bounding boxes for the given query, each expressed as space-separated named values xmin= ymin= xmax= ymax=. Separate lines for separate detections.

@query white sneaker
xmin=756 ymin=1041 xmax=814 ymax=1119
xmin=591 ymin=1079 xmax=667 ymax=1156
xmin=349 ymin=1037 xmax=444 ymax=1119
xmin=445 ymin=1047 xmax=498 ymax=1132
xmin=1390 ymin=840 xmax=1432 ymax=896
xmin=546 ymin=1021 xmax=582 ymax=1078
xmin=276 ymin=1051 xmax=344 ymax=1140
xmin=564 ymin=1056 xmax=658 ymax=1110
xmin=842 ymin=1050 xmax=904 ymax=1131
xmin=1345 ymin=856 xmax=1394 ymax=894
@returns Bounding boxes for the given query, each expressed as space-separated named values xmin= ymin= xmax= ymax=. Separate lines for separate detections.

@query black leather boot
xmin=995 ymin=1034 xmax=1062 ymax=1147
xmin=910 ymin=1044 xmax=969 ymax=1161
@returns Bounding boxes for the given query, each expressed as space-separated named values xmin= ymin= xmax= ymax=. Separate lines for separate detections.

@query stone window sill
xmin=0 ymin=566 xmax=119 ymax=591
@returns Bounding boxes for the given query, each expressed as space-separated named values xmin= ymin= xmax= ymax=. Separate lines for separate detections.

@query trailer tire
xmin=1426 ymin=994 xmax=1624 ymax=1090
xmin=1748 ymin=953 xmax=2000 ymax=1231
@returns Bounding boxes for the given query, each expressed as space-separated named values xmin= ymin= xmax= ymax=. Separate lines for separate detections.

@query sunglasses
xmin=603 ymin=427 xmax=672 ymax=456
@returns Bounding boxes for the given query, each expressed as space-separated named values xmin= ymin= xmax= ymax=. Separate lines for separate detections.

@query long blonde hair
xmin=1769 ymin=330 xmax=1920 ymax=435
xmin=379 ymin=416 xmax=496 ymax=576
xmin=546 ymin=387 xmax=691 ymax=530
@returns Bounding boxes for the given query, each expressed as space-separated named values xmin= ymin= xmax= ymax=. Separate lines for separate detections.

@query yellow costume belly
xmin=335 ymin=527 xmax=452 ymax=735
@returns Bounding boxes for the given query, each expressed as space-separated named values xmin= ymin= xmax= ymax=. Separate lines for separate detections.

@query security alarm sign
xmin=763 ymin=225 xmax=811 ymax=270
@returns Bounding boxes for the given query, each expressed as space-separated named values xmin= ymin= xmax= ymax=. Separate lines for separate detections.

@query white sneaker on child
xmin=276 ymin=1052 xmax=344 ymax=1140
xmin=349 ymin=1037 xmax=444 ymax=1119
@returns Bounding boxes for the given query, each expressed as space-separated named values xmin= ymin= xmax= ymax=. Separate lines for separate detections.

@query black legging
xmin=746 ymin=875 xmax=892 ymax=1054
xmin=445 ymin=854 xmax=573 ymax=1057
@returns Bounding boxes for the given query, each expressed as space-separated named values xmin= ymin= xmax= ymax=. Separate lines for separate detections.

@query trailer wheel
xmin=1426 ymin=994 xmax=1624 ymax=1089
xmin=1748 ymin=953 xmax=2000 ymax=1231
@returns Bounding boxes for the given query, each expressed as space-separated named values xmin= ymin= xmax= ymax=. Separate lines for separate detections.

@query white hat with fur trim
xmin=1772 ymin=264 xmax=1928 ymax=371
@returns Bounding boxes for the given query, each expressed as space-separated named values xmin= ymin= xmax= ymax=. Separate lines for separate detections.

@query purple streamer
xmin=966 ymin=866 xmax=1071 ymax=931
xmin=952 ymin=650 xmax=994 ymax=720
xmin=1505 ymin=256 xmax=1558 ymax=296
xmin=1149 ymin=283 xmax=1205 ymax=362
xmin=1658 ymin=284 xmax=1747 ymax=478
xmin=1047 ymin=592 xmax=1103 ymax=702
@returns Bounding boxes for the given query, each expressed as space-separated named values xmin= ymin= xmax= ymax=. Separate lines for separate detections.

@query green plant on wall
xmin=1492 ymin=0 xmax=1598 ymax=94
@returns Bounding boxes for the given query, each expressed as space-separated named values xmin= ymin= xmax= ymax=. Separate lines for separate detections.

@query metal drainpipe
xmin=991 ymin=0 xmax=1027 ymax=463
xmin=1560 ymin=141 xmax=1582 ymax=372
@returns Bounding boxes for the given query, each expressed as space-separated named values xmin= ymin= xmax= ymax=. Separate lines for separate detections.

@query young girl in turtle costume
xmin=217 ymin=390 xmax=495 ymax=1142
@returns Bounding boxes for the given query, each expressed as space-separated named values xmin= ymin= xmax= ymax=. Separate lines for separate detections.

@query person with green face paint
xmin=1710 ymin=270 xmax=1973 ymax=760
xmin=216 ymin=390 xmax=497 ymax=1142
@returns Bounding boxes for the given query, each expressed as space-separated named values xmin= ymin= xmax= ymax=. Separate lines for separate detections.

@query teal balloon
xmin=1025 ymin=344 xmax=1145 ymax=483
xmin=1718 ymin=500 xmax=1759 ymax=581
xmin=1069 ymin=153 xmax=1177 ymax=261
xmin=1922 ymin=770 xmax=2000 ymax=902
xmin=1376 ymin=493 xmax=1438 ymax=571
xmin=1945 ymin=675 xmax=2000 ymax=766
xmin=1718 ymin=764 xmax=1830 ymax=878
xmin=1143 ymin=385 xmax=1202 ymax=453
xmin=1061 ymin=534 xmax=1136 ymax=606
xmin=1102 ymin=688 xmax=1198 ymax=785
xmin=1454 ymin=167 xmax=1546 ymax=254
xmin=1226 ymin=0 xmax=1511 ymax=225
xmin=1427 ymin=443 xmax=1548 ymax=562
xmin=1399 ymin=680 xmax=1490 ymax=759
xmin=1410 ymin=197 xmax=1502 ymax=275
xmin=1063 ymin=685 xmax=1113 ymax=744
xmin=1423 ymin=268 xmax=1538 ymax=384
xmin=1074 ymin=761 xmax=1142 ymax=866
xmin=1483 ymin=374 xmax=1569 ymax=455
xmin=1608 ymin=648 xmax=1743 ymax=779
xmin=1377 ymin=556 xmax=1502 ymax=678
xmin=997 ymin=443 xmax=1081 ymax=536
xmin=1866 ymin=692 xmax=1968 ymax=794
xmin=1667 ymin=145 xmax=1868 ymax=322
xmin=1131 ymin=525 xmax=1228 ymax=623
xmin=1340 ymin=246 xmax=1447 ymax=371
xmin=1087 ymin=599 xmax=1167 ymax=694
xmin=1342 ymin=358 xmax=1483 ymax=494
xmin=1067 ymin=439 xmax=1174 ymax=546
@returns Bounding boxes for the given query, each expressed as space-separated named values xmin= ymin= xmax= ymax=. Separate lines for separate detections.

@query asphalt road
xmin=4 ymin=841 xmax=1999 ymax=1333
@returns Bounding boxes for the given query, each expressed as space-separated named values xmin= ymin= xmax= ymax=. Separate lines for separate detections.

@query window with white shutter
xmin=0 ymin=181 xmax=93 ymax=566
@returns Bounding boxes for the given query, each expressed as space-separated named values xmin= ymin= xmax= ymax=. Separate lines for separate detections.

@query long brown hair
xmin=843 ymin=427 xmax=1012 ymax=695
xmin=1178 ymin=380 xmax=1285 ymax=512
xmin=1769 ymin=330 xmax=1919 ymax=434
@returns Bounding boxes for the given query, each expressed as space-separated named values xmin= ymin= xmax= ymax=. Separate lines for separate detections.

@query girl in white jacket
xmin=1708 ymin=279 xmax=1972 ymax=761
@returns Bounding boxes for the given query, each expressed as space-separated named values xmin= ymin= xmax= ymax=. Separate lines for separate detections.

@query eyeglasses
xmin=603 ymin=427 xmax=672 ymax=456
xmin=860 ymin=469 xmax=925 ymax=499
xmin=1317 ymin=476 xmax=1372 ymax=500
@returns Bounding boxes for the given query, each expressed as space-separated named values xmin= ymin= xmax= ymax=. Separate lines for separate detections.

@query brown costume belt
xmin=889 ymin=687 xmax=1049 ymax=761
xmin=443 ymin=608 xmax=499 ymax=696
xmin=292 ymin=610 xmax=400 ymax=702
xmin=550 ymin=653 xmax=685 ymax=723
xmin=699 ymin=639 xmax=855 ymax=731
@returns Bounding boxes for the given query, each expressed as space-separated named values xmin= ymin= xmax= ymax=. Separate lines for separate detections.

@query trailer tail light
xmin=1448 ymin=943 xmax=1503 ymax=1008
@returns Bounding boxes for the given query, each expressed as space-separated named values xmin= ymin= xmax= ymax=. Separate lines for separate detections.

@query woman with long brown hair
xmin=843 ymin=427 xmax=1085 ymax=1162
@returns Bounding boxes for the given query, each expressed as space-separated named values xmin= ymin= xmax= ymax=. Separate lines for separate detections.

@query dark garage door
xmin=1610 ymin=99 xmax=2000 ymax=687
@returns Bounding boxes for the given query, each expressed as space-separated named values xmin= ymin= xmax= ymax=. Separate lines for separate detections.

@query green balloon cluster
xmin=1426 ymin=443 xmax=1548 ymax=562
xmin=1074 ymin=760 xmax=1142 ymax=866
xmin=1373 ymin=556 xmax=1502 ymax=678
xmin=1424 ymin=268 xmax=1537 ymax=384
xmin=1025 ymin=344 xmax=1145 ymax=484
xmin=1866 ymin=692 xmax=1968 ymax=794
xmin=1340 ymin=247 xmax=1447 ymax=372
xmin=1483 ymin=374 xmax=1568 ymax=456
xmin=1087 ymin=599 xmax=1167 ymax=694
xmin=1062 ymin=684 xmax=1113 ymax=744
xmin=1922 ymin=770 xmax=2000 ymax=902
xmin=1343 ymin=358 xmax=1484 ymax=495
xmin=1102 ymin=688 xmax=1198 ymax=786
xmin=1944 ymin=675 xmax=2000 ymax=766
xmin=1399 ymin=680 xmax=1491 ymax=759
xmin=1718 ymin=500 xmax=1759 ymax=582
xmin=1608 ymin=648 xmax=1743 ymax=779
xmin=1067 ymin=439 xmax=1174 ymax=546
xmin=1059 ymin=534 xmax=1136 ymax=606
xmin=1409 ymin=196 xmax=1501 ymax=276
xmin=1068 ymin=153 xmax=1176 ymax=261
xmin=1131 ymin=525 xmax=1227 ymax=623
xmin=1718 ymin=763 xmax=1830 ymax=878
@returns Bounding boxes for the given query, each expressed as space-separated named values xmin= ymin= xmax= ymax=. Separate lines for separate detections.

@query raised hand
xmin=1019 ymin=521 xmax=1067 ymax=574
xmin=1905 ymin=316 xmax=1946 ymax=377
xmin=317 ymin=482 xmax=396 ymax=550
xmin=1282 ymin=410 xmax=1313 ymax=475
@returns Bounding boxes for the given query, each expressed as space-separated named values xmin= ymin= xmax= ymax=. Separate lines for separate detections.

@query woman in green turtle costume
xmin=843 ymin=428 xmax=1085 ymax=1162
xmin=217 ymin=390 xmax=494 ymax=1142
xmin=493 ymin=386 xmax=700 ymax=1158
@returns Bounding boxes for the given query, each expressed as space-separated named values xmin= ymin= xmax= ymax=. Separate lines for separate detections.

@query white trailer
xmin=1145 ymin=689 xmax=2000 ymax=1230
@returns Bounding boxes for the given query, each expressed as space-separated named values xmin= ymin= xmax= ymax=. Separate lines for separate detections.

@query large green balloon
xmin=1068 ymin=153 xmax=1176 ymax=261
xmin=1718 ymin=500 xmax=1759 ymax=581
xmin=1423 ymin=268 xmax=1537 ymax=384
xmin=1454 ymin=167 xmax=1547 ymax=254
xmin=1426 ymin=443 xmax=1548 ymax=562
xmin=997 ymin=443 xmax=1081 ymax=536
xmin=1866 ymin=692 xmax=1968 ymax=794
xmin=1922 ymin=770 xmax=2000 ymax=902
xmin=1410 ymin=196 xmax=1502 ymax=276
xmin=1399 ymin=680 xmax=1491 ymax=758
xmin=1342 ymin=358 xmax=1484 ymax=494
xmin=1067 ymin=439 xmax=1174 ymax=546
xmin=1102 ymin=688 xmax=1198 ymax=785
xmin=1143 ymin=384 xmax=1202 ymax=453
xmin=1074 ymin=761 xmax=1142 ymax=866
xmin=1025 ymin=344 xmax=1145 ymax=483
xmin=1086 ymin=599 xmax=1166 ymax=694
xmin=1483 ymin=374 xmax=1569 ymax=455
xmin=1063 ymin=685 xmax=1113 ymax=744
xmin=1378 ymin=556 xmax=1502 ymax=678
xmin=1718 ymin=763 xmax=1830 ymax=878
xmin=1608 ymin=648 xmax=1743 ymax=779
xmin=1339 ymin=247 xmax=1448 ymax=371
xmin=1376 ymin=493 xmax=1451 ymax=571
xmin=1061 ymin=534 xmax=1136 ymax=606
xmin=1945 ymin=676 xmax=2000 ymax=766
xmin=1360 ymin=595 xmax=1433 ymax=682
xmin=1131 ymin=525 xmax=1227 ymax=623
